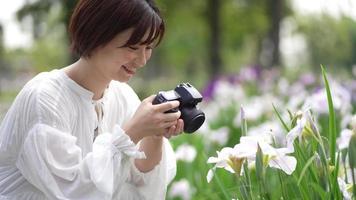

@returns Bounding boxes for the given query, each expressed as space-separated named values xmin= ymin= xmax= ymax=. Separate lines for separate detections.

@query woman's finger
xmin=162 ymin=111 xmax=181 ymax=121
xmin=177 ymin=119 xmax=184 ymax=134
xmin=161 ymin=121 xmax=178 ymax=129
xmin=155 ymin=101 xmax=180 ymax=113
xmin=164 ymin=126 xmax=175 ymax=139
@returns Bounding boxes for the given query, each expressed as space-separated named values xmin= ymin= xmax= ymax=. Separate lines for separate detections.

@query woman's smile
xmin=122 ymin=65 xmax=136 ymax=75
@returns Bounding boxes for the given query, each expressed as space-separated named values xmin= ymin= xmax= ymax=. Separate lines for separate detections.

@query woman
xmin=0 ymin=0 xmax=183 ymax=199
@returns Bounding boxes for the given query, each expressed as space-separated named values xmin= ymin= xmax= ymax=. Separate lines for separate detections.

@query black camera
xmin=152 ymin=83 xmax=205 ymax=133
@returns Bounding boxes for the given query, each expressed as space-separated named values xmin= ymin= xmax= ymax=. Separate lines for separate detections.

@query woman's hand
xmin=163 ymin=118 xmax=184 ymax=139
xmin=123 ymin=95 xmax=183 ymax=143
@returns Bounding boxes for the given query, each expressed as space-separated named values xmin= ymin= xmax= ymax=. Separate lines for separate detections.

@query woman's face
xmin=88 ymin=28 xmax=153 ymax=82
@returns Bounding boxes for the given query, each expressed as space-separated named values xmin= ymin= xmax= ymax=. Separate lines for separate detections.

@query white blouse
xmin=0 ymin=69 xmax=176 ymax=200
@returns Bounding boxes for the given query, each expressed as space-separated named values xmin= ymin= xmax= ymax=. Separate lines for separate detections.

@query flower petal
xmin=207 ymin=169 xmax=215 ymax=183
xmin=269 ymin=155 xmax=297 ymax=175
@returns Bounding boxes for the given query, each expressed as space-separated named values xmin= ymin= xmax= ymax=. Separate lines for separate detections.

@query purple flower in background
xmin=201 ymin=77 xmax=219 ymax=101
xmin=345 ymin=80 xmax=356 ymax=103
xmin=259 ymin=68 xmax=281 ymax=93
xmin=238 ymin=65 xmax=263 ymax=82
xmin=299 ymin=73 xmax=316 ymax=86
xmin=201 ymin=74 xmax=240 ymax=102
xmin=304 ymin=80 xmax=352 ymax=115
xmin=202 ymin=65 xmax=263 ymax=102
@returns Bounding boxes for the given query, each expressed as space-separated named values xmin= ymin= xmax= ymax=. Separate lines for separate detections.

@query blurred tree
xmin=258 ymin=0 xmax=293 ymax=68
xmin=341 ymin=17 xmax=356 ymax=69
xmin=265 ymin=0 xmax=283 ymax=67
xmin=60 ymin=0 xmax=79 ymax=62
xmin=298 ymin=15 xmax=355 ymax=71
xmin=207 ymin=0 xmax=222 ymax=77
xmin=15 ymin=1 xmax=68 ymax=73
xmin=221 ymin=0 xmax=268 ymax=70
xmin=154 ymin=0 xmax=208 ymax=79
xmin=16 ymin=0 xmax=53 ymax=39
xmin=17 ymin=0 xmax=77 ymax=63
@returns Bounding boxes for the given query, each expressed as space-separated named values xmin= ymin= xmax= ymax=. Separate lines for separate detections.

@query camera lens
xmin=180 ymin=107 xmax=205 ymax=133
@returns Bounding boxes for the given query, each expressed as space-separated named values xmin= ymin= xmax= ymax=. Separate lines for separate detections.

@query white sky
xmin=292 ymin=0 xmax=356 ymax=20
xmin=0 ymin=0 xmax=356 ymax=49
xmin=0 ymin=0 xmax=32 ymax=49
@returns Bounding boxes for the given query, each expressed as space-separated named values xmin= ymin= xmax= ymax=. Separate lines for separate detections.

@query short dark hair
xmin=69 ymin=0 xmax=165 ymax=57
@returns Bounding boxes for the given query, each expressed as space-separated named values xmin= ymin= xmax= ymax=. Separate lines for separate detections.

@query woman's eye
xmin=146 ymin=46 xmax=153 ymax=50
xmin=128 ymin=46 xmax=139 ymax=50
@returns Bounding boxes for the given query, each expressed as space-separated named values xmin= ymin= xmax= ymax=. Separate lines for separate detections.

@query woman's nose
xmin=134 ymin=49 xmax=147 ymax=67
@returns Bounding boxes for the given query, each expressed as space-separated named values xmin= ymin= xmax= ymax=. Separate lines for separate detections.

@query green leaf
xmin=348 ymin=133 xmax=356 ymax=197
xmin=297 ymin=153 xmax=318 ymax=185
xmin=255 ymin=144 xmax=264 ymax=180
xmin=310 ymin=182 xmax=328 ymax=199
xmin=331 ymin=152 xmax=341 ymax=199
xmin=242 ymin=162 xmax=253 ymax=199
xmin=349 ymin=133 xmax=356 ymax=168
xmin=321 ymin=65 xmax=337 ymax=165
xmin=255 ymin=145 xmax=270 ymax=199
xmin=272 ymin=103 xmax=290 ymax=132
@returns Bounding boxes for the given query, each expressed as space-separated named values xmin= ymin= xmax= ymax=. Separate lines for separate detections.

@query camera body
xmin=152 ymin=83 xmax=205 ymax=133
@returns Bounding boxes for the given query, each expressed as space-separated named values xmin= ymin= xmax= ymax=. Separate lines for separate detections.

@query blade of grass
xmin=310 ymin=182 xmax=328 ymax=199
xmin=272 ymin=103 xmax=290 ymax=132
xmin=348 ymin=133 xmax=356 ymax=197
xmin=211 ymin=169 xmax=231 ymax=200
xmin=243 ymin=162 xmax=254 ymax=200
xmin=236 ymin=177 xmax=250 ymax=200
xmin=255 ymin=145 xmax=272 ymax=200
xmin=293 ymin=142 xmax=319 ymax=199
xmin=277 ymin=171 xmax=288 ymax=199
xmin=332 ymin=152 xmax=341 ymax=199
xmin=321 ymin=65 xmax=337 ymax=165
xmin=294 ymin=141 xmax=318 ymax=183
xmin=255 ymin=145 xmax=265 ymax=199
xmin=297 ymin=153 xmax=318 ymax=185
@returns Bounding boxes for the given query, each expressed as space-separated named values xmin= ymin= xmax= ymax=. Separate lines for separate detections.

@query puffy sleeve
xmin=17 ymin=124 xmax=145 ymax=200
xmin=131 ymin=138 xmax=177 ymax=199
xmin=14 ymin=84 xmax=146 ymax=200
xmin=111 ymin=82 xmax=177 ymax=199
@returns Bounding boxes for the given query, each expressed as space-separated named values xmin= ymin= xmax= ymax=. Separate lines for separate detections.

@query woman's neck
xmin=64 ymin=58 xmax=110 ymax=100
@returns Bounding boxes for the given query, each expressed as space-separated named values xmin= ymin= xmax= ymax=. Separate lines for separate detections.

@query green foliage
xmin=322 ymin=66 xmax=337 ymax=165
xmin=29 ymin=30 xmax=68 ymax=72
xmin=297 ymin=15 xmax=356 ymax=70
xmin=155 ymin=0 xmax=208 ymax=76
xmin=222 ymin=0 xmax=269 ymax=69
xmin=349 ymin=134 xmax=356 ymax=197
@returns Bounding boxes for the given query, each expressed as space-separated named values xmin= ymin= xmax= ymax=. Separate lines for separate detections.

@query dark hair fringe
xmin=69 ymin=0 xmax=165 ymax=57
xmin=122 ymin=3 xmax=164 ymax=47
